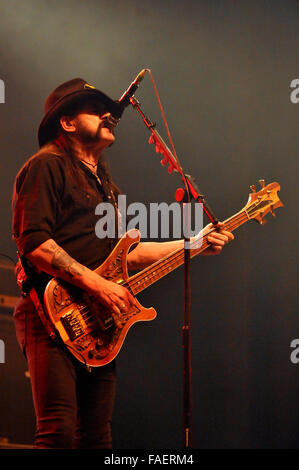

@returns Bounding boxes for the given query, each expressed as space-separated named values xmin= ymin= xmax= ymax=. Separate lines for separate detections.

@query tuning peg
xmin=250 ymin=185 xmax=256 ymax=193
xmin=270 ymin=205 xmax=276 ymax=217
xmin=259 ymin=179 xmax=265 ymax=188
xmin=259 ymin=211 xmax=267 ymax=225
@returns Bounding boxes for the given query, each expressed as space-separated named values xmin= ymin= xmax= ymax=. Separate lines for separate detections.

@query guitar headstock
xmin=244 ymin=180 xmax=284 ymax=224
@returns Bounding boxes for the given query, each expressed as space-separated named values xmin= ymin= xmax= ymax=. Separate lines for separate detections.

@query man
xmin=12 ymin=78 xmax=234 ymax=449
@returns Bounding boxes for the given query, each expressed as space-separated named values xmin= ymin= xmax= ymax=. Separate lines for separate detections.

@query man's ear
xmin=60 ymin=115 xmax=76 ymax=133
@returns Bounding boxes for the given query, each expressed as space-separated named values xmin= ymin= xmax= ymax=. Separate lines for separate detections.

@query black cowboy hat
xmin=38 ymin=78 xmax=123 ymax=147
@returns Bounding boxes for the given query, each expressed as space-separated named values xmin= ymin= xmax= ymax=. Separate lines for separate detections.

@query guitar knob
xmin=88 ymin=349 xmax=95 ymax=359
xmin=95 ymin=339 xmax=104 ymax=351
xmin=259 ymin=179 xmax=265 ymax=188
xmin=259 ymin=211 xmax=267 ymax=225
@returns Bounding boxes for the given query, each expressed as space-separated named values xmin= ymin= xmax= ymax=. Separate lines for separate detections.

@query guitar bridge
xmin=61 ymin=311 xmax=85 ymax=341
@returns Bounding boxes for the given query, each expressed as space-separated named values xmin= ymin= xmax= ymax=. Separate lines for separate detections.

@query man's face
xmin=70 ymin=102 xmax=116 ymax=148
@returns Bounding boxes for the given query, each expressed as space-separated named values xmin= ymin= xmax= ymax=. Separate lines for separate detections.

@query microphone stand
xmin=129 ymin=96 xmax=218 ymax=449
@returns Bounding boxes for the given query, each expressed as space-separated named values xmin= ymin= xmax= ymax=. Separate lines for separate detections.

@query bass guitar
xmin=44 ymin=180 xmax=283 ymax=367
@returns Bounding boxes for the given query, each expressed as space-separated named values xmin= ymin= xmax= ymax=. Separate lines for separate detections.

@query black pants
xmin=13 ymin=296 xmax=116 ymax=449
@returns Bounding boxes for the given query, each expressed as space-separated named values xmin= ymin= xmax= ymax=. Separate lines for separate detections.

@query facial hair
xmin=75 ymin=120 xmax=103 ymax=144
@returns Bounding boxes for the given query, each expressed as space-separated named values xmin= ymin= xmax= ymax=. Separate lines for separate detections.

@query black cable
xmin=0 ymin=253 xmax=17 ymax=265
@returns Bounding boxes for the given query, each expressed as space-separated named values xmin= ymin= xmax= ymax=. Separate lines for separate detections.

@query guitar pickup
xmin=97 ymin=314 xmax=114 ymax=331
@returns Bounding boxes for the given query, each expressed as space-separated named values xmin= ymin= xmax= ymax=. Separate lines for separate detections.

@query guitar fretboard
xmin=127 ymin=208 xmax=249 ymax=295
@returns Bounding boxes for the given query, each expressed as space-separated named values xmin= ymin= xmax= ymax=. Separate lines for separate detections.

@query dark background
xmin=0 ymin=0 xmax=298 ymax=449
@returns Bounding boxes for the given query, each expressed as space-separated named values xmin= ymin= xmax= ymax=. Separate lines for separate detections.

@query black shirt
xmin=13 ymin=150 xmax=118 ymax=273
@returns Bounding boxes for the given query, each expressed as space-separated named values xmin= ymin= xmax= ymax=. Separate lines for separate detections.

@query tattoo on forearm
xmin=41 ymin=244 xmax=86 ymax=280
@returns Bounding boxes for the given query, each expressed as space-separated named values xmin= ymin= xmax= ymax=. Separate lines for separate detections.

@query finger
xmin=117 ymin=294 xmax=135 ymax=312
xmin=220 ymin=230 xmax=234 ymax=240
xmin=107 ymin=293 xmax=127 ymax=313
xmin=212 ymin=222 xmax=233 ymax=235
xmin=210 ymin=231 xmax=233 ymax=244
xmin=207 ymin=235 xmax=226 ymax=246
xmin=125 ymin=290 xmax=137 ymax=307
xmin=114 ymin=289 xmax=135 ymax=310
xmin=203 ymin=222 xmax=226 ymax=237
xmin=119 ymin=302 xmax=127 ymax=312
xmin=211 ymin=246 xmax=222 ymax=254
xmin=118 ymin=285 xmax=136 ymax=305
xmin=111 ymin=303 xmax=122 ymax=316
xmin=212 ymin=232 xmax=228 ymax=241
xmin=203 ymin=223 xmax=213 ymax=234
xmin=215 ymin=222 xmax=234 ymax=238
xmin=204 ymin=245 xmax=222 ymax=255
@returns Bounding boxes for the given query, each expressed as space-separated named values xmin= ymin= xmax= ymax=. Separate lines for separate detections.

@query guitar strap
xmin=15 ymin=253 xmax=57 ymax=341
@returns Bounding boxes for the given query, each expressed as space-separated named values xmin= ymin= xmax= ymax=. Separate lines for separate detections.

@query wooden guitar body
xmin=44 ymin=230 xmax=156 ymax=367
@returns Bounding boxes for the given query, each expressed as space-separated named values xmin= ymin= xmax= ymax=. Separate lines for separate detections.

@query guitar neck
xmin=127 ymin=208 xmax=249 ymax=295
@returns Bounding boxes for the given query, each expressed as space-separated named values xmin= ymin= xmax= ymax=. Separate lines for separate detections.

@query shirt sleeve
xmin=12 ymin=154 xmax=64 ymax=255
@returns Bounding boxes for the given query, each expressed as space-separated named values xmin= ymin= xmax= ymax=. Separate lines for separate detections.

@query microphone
xmin=117 ymin=69 xmax=147 ymax=109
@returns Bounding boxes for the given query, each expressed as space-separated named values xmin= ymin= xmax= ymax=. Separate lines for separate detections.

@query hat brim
xmin=38 ymin=88 xmax=122 ymax=147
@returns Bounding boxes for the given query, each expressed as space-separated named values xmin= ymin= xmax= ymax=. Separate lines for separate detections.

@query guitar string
xmin=72 ymin=210 xmax=250 ymax=325
xmin=73 ymin=210 xmax=250 ymax=326
xmin=72 ymin=203 xmax=263 ymax=324
xmin=125 ymin=210 xmax=249 ymax=294
xmin=130 ymin=198 xmax=264 ymax=289
xmin=66 ymin=202 xmax=261 ymax=363
xmin=71 ymin=196 xmax=278 ymax=342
